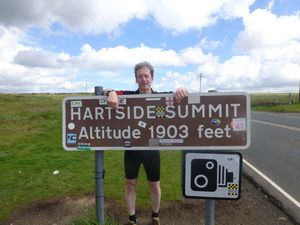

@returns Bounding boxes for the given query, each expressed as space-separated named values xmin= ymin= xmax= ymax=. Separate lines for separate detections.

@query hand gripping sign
xmin=62 ymin=92 xmax=250 ymax=151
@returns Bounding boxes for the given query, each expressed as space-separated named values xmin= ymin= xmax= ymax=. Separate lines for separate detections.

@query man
xmin=105 ymin=61 xmax=188 ymax=225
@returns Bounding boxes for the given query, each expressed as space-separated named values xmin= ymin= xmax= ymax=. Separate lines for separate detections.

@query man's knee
xmin=125 ymin=179 xmax=137 ymax=193
xmin=149 ymin=181 xmax=161 ymax=194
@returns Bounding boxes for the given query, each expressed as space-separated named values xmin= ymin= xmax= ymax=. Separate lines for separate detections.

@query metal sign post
xmin=94 ymin=86 xmax=105 ymax=225
xmin=205 ymin=199 xmax=215 ymax=225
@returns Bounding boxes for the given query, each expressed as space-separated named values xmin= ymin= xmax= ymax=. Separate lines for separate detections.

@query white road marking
xmin=243 ymin=159 xmax=300 ymax=208
xmin=252 ymin=119 xmax=300 ymax=132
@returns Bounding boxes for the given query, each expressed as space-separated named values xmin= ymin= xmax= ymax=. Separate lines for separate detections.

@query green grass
xmin=70 ymin=208 xmax=119 ymax=225
xmin=0 ymin=94 xmax=92 ymax=220
xmin=250 ymin=92 xmax=299 ymax=105
xmin=251 ymin=102 xmax=300 ymax=112
xmin=250 ymin=93 xmax=300 ymax=112
xmin=0 ymin=93 xmax=299 ymax=222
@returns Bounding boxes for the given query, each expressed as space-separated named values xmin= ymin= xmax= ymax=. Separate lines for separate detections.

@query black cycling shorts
xmin=124 ymin=150 xmax=160 ymax=182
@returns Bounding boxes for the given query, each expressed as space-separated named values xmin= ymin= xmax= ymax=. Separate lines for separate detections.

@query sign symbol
xmin=155 ymin=106 xmax=165 ymax=118
xmin=71 ymin=100 xmax=82 ymax=107
xmin=138 ymin=121 xmax=147 ymax=128
xmin=68 ymin=122 xmax=75 ymax=130
xmin=67 ymin=133 xmax=77 ymax=144
xmin=211 ymin=118 xmax=221 ymax=126
xmin=228 ymin=183 xmax=239 ymax=196
xmin=206 ymin=161 xmax=215 ymax=169
xmin=194 ymin=175 xmax=208 ymax=188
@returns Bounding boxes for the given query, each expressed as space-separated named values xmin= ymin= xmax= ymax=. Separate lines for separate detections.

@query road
xmin=242 ymin=111 xmax=300 ymax=223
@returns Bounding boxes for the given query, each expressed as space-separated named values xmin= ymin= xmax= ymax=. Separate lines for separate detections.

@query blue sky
xmin=0 ymin=0 xmax=300 ymax=93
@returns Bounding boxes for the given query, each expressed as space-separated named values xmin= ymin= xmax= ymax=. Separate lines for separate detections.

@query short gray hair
xmin=134 ymin=61 xmax=154 ymax=78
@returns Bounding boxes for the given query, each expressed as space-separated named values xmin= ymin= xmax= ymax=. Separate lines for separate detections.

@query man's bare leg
xmin=149 ymin=181 xmax=161 ymax=213
xmin=125 ymin=179 xmax=137 ymax=217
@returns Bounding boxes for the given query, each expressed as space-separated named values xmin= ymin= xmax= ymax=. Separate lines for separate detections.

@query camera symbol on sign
xmin=191 ymin=159 xmax=234 ymax=192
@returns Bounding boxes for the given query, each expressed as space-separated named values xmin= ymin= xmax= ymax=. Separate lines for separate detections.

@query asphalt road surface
xmin=242 ymin=111 xmax=300 ymax=223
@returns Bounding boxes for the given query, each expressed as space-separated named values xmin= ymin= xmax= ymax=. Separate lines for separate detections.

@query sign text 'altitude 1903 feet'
xmin=62 ymin=92 xmax=250 ymax=151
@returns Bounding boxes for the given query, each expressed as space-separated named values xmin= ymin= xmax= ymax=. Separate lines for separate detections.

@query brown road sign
xmin=62 ymin=92 xmax=250 ymax=151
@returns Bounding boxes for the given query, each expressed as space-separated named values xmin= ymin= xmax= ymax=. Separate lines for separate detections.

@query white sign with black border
xmin=182 ymin=151 xmax=242 ymax=200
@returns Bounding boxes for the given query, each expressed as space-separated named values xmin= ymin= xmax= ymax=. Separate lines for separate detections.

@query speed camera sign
xmin=182 ymin=151 xmax=242 ymax=200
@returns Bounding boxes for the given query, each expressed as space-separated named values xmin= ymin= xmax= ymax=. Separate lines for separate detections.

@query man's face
xmin=135 ymin=67 xmax=153 ymax=94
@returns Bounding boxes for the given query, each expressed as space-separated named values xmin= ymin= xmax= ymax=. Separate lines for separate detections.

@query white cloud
xmin=230 ymin=8 xmax=300 ymax=92
xmin=198 ymin=37 xmax=222 ymax=50
xmin=236 ymin=9 xmax=300 ymax=50
xmin=156 ymin=49 xmax=300 ymax=93
xmin=14 ymin=49 xmax=72 ymax=68
xmin=0 ymin=0 xmax=51 ymax=28
xmin=150 ymin=0 xmax=221 ymax=33
xmin=179 ymin=47 xmax=214 ymax=65
xmin=0 ymin=0 xmax=256 ymax=34
xmin=0 ymin=26 xmax=27 ymax=61
xmin=215 ymin=55 xmax=261 ymax=90
xmin=75 ymin=43 xmax=219 ymax=71
xmin=155 ymin=55 xmax=262 ymax=92
xmin=0 ymin=60 xmax=83 ymax=93
xmin=52 ymin=0 xmax=148 ymax=34
xmin=0 ymin=1 xmax=299 ymax=93
xmin=221 ymin=0 xmax=256 ymax=18
xmin=76 ymin=43 xmax=185 ymax=70
xmin=0 ymin=0 xmax=148 ymax=34
xmin=0 ymin=26 xmax=83 ymax=93
xmin=250 ymin=41 xmax=300 ymax=63
xmin=154 ymin=70 xmax=195 ymax=91
xmin=0 ymin=30 xmax=216 ymax=92
xmin=150 ymin=0 xmax=256 ymax=33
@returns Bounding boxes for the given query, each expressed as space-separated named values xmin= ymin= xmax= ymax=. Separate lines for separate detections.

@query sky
xmin=0 ymin=0 xmax=300 ymax=93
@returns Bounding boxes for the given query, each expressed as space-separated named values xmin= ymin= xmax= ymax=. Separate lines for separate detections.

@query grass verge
xmin=70 ymin=208 xmax=119 ymax=225
xmin=251 ymin=103 xmax=300 ymax=112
